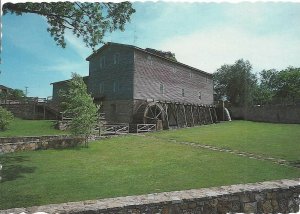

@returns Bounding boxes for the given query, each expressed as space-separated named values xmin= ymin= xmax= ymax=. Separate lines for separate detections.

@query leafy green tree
xmin=275 ymin=67 xmax=300 ymax=104
xmin=0 ymin=107 xmax=14 ymax=130
xmin=254 ymin=69 xmax=277 ymax=105
xmin=3 ymin=2 xmax=135 ymax=50
xmin=60 ymin=73 xmax=99 ymax=147
xmin=213 ymin=59 xmax=257 ymax=107
xmin=8 ymin=89 xmax=26 ymax=101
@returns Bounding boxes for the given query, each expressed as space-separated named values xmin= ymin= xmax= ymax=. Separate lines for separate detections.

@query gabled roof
xmin=86 ymin=42 xmax=213 ymax=77
xmin=0 ymin=85 xmax=11 ymax=90
xmin=51 ymin=76 xmax=89 ymax=85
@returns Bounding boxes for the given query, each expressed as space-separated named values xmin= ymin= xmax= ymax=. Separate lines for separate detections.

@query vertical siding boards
xmin=133 ymin=50 xmax=213 ymax=105
xmin=88 ymin=46 xmax=134 ymax=101
xmin=52 ymin=77 xmax=89 ymax=101
xmin=87 ymin=45 xmax=135 ymax=123
xmin=52 ymin=43 xmax=214 ymax=125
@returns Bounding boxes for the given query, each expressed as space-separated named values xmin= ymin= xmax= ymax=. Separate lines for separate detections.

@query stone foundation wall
xmin=0 ymin=103 xmax=57 ymax=120
xmin=1 ymin=103 xmax=36 ymax=119
xmin=229 ymin=105 xmax=300 ymax=123
xmin=2 ymin=179 xmax=299 ymax=213
xmin=0 ymin=135 xmax=84 ymax=154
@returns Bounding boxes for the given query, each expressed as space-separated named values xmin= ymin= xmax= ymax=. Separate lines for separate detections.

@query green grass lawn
xmin=0 ymin=118 xmax=68 ymax=137
xmin=150 ymin=121 xmax=300 ymax=162
xmin=1 ymin=122 xmax=300 ymax=209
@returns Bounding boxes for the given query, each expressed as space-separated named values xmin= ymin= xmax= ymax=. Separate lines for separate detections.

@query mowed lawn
xmin=0 ymin=118 xmax=68 ymax=137
xmin=1 ymin=121 xmax=300 ymax=209
xmin=151 ymin=121 xmax=300 ymax=162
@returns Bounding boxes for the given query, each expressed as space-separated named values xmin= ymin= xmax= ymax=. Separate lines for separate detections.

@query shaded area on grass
xmin=0 ymin=155 xmax=36 ymax=182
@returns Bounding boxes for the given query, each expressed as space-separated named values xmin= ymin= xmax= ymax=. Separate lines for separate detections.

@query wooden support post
xmin=164 ymin=103 xmax=170 ymax=129
xmin=183 ymin=104 xmax=188 ymax=127
xmin=190 ymin=105 xmax=195 ymax=126
xmin=203 ymin=107 xmax=207 ymax=124
xmin=175 ymin=104 xmax=179 ymax=128
xmin=197 ymin=106 xmax=201 ymax=125
xmin=208 ymin=107 xmax=213 ymax=124
xmin=213 ymin=107 xmax=218 ymax=122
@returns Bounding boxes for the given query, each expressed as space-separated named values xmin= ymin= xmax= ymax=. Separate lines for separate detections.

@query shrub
xmin=0 ymin=107 xmax=14 ymax=130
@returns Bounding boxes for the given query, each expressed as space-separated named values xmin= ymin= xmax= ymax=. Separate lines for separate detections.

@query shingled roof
xmin=86 ymin=42 xmax=212 ymax=77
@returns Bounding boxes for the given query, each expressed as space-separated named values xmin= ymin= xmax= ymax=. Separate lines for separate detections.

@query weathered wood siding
xmin=99 ymin=100 xmax=134 ymax=123
xmin=88 ymin=46 xmax=134 ymax=101
xmin=133 ymin=50 xmax=213 ymax=105
xmin=52 ymin=77 xmax=89 ymax=101
xmin=52 ymin=82 xmax=67 ymax=101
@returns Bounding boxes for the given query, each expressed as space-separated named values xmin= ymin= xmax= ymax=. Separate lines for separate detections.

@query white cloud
xmin=35 ymin=59 xmax=88 ymax=78
xmin=65 ymin=31 xmax=92 ymax=59
xmin=158 ymin=27 xmax=300 ymax=74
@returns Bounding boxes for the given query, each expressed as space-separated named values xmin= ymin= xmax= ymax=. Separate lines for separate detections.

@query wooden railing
xmin=137 ymin=124 xmax=156 ymax=133
xmin=0 ymin=96 xmax=52 ymax=104
xmin=99 ymin=123 xmax=129 ymax=136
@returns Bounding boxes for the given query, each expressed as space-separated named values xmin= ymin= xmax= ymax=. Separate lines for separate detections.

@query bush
xmin=0 ymin=107 xmax=14 ymax=130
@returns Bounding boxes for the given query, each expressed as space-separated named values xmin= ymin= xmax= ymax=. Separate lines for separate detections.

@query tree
xmin=8 ymin=89 xmax=26 ymax=101
xmin=254 ymin=69 xmax=277 ymax=105
xmin=213 ymin=59 xmax=257 ymax=107
xmin=275 ymin=67 xmax=300 ymax=104
xmin=3 ymin=2 xmax=135 ymax=50
xmin=0 ymin=107 xmax=14 ymax=130
xmin=60 ymin=73 xmax=99 ymax=147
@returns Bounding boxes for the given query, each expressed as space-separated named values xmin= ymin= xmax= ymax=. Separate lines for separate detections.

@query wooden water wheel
xmin=133 ymin=101 xmax=167 ymax=127
xmin=143 ymin=102 xmax=165 ymax=124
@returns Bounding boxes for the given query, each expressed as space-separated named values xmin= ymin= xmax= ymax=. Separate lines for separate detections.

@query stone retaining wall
xmin=229 ymin=105 xmax=300 ymax=124
xmin=2 ymin=179 xmax=299 ymax=213
xmin=0 ymin=135 xmax=84 ymax=154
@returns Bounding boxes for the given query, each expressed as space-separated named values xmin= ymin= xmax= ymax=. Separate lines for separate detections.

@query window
xmin=114 ymin=53 xmax=120 ymax=64
xmin=198 ymin=91 xmax=202 ymax=100
xmin=206 ymin=77 xmax=208 ymax=82
xmin=99 ymin=83 xmax=104 ymax=94
xmin=147 ymin=55 xmax=152 ymax=65
xmin=113 ymin=81 xmax=118 ymax=93
xmin=160 ymin=84 xmax=164 ymax=94
xmin=172 ymin=68 xmax=176 ymax=73
xmin=99 ymin=56 xmax=106 ymax=69
xmin=182 ymin=88 xmax=185 ymax=97
xmin=189 ymin=72 xmax=193 ymax=78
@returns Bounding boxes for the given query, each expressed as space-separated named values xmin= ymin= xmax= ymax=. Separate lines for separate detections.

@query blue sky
xmin=1 ymin=2 xmax=300 ymax=97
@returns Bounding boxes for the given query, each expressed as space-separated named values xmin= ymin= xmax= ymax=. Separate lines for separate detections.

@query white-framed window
xmin=198 ymin=91 xmax=202 ymax=100
xmin=189 ymin=72 xmax=193 ymax=78
xmin=172 ymin=67 xmax=176 ymax=73
xmin=114 ymin=53 xmax=120 ymax=64
xmin=182 ymin=88 xmax=185 ymax=97
xmin=160 ymin=84 xmax=164 ymax=94
xmin=99 ymin=56 xmax=106 ymax=69
xmin=205 ymin=76 xmax=208 ymax=82
xmin=99 ymin=83 xmax=104 ymax=93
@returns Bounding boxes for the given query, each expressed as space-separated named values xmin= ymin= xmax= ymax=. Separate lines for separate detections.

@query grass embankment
xmin=0 ymin=121 xmax=299 ymax=209
xmin=0 ymin=118 xmax=68 ymax=137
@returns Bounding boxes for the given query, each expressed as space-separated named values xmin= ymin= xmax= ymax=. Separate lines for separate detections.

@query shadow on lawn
xmin=0 ymin=155 xmax=36 ymax=183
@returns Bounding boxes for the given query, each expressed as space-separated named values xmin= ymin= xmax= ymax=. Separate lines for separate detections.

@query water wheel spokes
xmin=143 ymin=102 xmax=165 ymax=124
